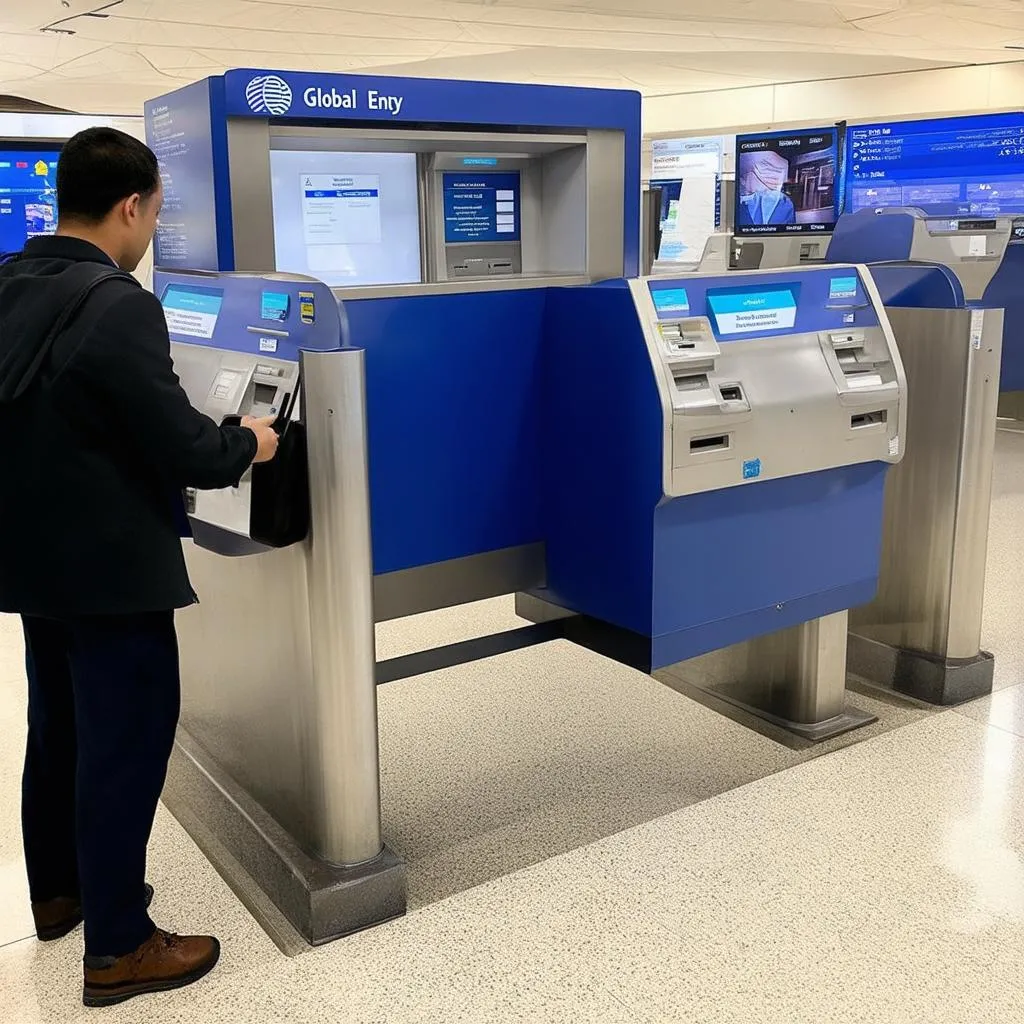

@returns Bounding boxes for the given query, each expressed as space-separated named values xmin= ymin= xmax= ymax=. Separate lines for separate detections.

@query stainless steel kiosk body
xmin=828 ymin=209 xmax=1009 ymax=704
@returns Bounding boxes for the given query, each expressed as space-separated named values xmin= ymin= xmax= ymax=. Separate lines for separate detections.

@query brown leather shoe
xmin=33 ymin=883 xmax=155 ymax=943
xmin=83 ymin=929 xmax=220 ymax=1008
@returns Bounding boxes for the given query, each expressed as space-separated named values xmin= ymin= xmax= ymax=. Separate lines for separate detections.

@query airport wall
xmin=643 ymin=60 xmax=1024 ymax=142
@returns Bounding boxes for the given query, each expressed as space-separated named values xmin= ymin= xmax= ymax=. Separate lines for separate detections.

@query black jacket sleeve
xmin=71 ymin=287 xmax=258 ymax=490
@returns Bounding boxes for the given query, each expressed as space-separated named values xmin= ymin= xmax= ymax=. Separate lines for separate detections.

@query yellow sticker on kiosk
xmin=298 ymin=290 xmax=316 ymax=325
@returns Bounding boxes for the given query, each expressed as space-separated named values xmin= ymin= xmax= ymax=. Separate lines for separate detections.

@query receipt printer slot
xmin=851 ymin=410 xmax=887 ymax=429
xmin=690 ymin=433 xmax=730 ymax=453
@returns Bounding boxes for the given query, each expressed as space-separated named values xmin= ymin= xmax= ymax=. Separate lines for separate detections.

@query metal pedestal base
xmin=656 ymin=611 xmax=876 ymax=743
xmin=848 ymin=632 xmax=995 ymax=707
xmin=163 ymin=729 xmax=406 ymax=946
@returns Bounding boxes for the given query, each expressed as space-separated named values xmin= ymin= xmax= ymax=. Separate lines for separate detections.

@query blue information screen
xmin=0 ymin=148 xmax=61 ymax=256
xmin=829 ymin=275 xmax=859 ymax=301
xmin=845 ymin=112 xmax=1024 ymax=217
xmin=651 ymin=288 xmax=690 ymax=317
xmin=261 ymin=290 xmax=290 ymax=322
xmin=707 ymin=286 xmax=800 ymax=336
xmin=161 ymin=284 xmax=224 ymax=340
xmin=443 ymin=172 xmax=521 ymax=243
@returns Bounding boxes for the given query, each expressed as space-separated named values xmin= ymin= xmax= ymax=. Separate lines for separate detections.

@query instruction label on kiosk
xmin=970 ymin=309 xmax=985 ymax=349
xmin=707 ymin=287 xmax=798 ymax=336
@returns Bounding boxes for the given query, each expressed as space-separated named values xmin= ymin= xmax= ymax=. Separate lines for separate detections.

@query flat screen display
xmin=651 ymin=287 xmax=691 ymax=319
xmin=0 ymin=147 xmax=61 ymax=256
xmin=260 ymin=291 xmax=290 ymax=322
xmin=845 ymin=112 xmax=1024 ymax=217
xmin=443 ymin=172 xmax=521 ymax=244
xmin=270 ymin=149 xmax=422 ymax=288
xmin=706 ymin=285 xmax=800 ymax=336
xmin=161 ymin=284 xmax=224 ymax=340
xmin=735 ymin=129 xmax=837 ymax=236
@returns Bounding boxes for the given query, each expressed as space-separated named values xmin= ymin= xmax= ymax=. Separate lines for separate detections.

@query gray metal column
xmin=302 ymin=348 xmax=383 ymax=867
xmin=657 ymin=612 xmax=875 ymax=742
xmin=848 ymin=306 xmax=1002 ymax=704
xmin=166 ymin=346 xmax=404 ymax=944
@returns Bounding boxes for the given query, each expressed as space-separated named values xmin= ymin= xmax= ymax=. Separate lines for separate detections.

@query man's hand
xmin=241 ymin=415 xmax=280 ymax=464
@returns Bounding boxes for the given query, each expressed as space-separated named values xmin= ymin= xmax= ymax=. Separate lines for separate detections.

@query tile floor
xmin=1 ymin=430 xmax=1023 ymax=1022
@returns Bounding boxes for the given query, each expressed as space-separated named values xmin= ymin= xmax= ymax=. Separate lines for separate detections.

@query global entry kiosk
xmin=141 ymin=68 xmax=1007 ymax=946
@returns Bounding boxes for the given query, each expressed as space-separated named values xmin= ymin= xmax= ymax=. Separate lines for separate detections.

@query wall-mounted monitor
xmin=844 ymin=112 xmax=1024 ymax=218
xmin=269 ymin=149 xmax=422 ymax=287
xmin=0 ymin=145 xmax=61 ymax=256
xmin=735 ymin=128 xmax=837 ymax=236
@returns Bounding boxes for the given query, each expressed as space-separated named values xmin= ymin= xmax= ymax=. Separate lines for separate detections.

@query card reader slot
xmin=690 ymin=434 xmax=730 ymax=453
xmin=719 ymin=384 xmax=743 ymax=403
xmin=850 ymin=410 xmax=887 ymax=429
xmin=673 ymin=373 xmax=709 ymax=392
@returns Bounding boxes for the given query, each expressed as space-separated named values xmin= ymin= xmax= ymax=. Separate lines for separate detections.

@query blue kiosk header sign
xmin=145 ymin=69 xmax=641 ymax=276
xmin=845 ymin=112 xmax=1024 ymax=217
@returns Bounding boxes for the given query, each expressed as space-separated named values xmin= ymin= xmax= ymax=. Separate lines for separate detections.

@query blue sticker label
xmin=743 ymin=458 xmax=762 ymax=480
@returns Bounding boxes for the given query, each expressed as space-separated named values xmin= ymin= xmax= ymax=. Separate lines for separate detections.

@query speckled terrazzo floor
xmin=2 ymin=432 xmax=1024 ymax=1022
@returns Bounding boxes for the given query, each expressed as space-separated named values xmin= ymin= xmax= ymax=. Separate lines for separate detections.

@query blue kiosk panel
xmin=540 ymin=270 xmax=891 ymax=672
xmin=984 ymin=241 xmax=1024 ymax=391
xmin=154 ymin=271 xmax=342 ymax=358
xmin=345 ymin=289 xmax=546 ymax=575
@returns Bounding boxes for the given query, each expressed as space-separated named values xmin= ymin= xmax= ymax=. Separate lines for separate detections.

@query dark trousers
xmin=20 ymin=611 xmax=181 ymax=957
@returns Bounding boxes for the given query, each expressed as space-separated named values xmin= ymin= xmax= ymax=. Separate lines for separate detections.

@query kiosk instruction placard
xmin=443 ymin=172 xmax=521 ymax=243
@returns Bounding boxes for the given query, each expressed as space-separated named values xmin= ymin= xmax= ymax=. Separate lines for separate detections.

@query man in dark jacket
xmin=0 ymin=128 xmax=280 ymax=1007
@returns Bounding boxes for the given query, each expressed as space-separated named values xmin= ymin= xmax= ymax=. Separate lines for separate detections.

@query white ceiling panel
xmin=1 ymin=0 xmax=1024 ymax=113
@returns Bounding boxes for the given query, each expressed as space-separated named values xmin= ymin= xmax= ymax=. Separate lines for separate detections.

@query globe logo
xmin=245 ymin=75 xmax=293 ymax=116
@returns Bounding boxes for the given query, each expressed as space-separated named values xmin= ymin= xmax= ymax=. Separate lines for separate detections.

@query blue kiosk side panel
xmin=538 ymin=282 xmax=664 ymax=637
xmin=985 ymin=241 xmax=1024 ymax=391
xmin=540 ymin=279 xmax=889 ymax=671
xmin=346 ymin=289 xmax=547 ymax=576
xmin=650 ymin=465 xmax=886 ymax=668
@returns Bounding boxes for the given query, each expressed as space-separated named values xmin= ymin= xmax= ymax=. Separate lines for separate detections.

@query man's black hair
xmin=57 ymin=127 xmax=160 ymax=224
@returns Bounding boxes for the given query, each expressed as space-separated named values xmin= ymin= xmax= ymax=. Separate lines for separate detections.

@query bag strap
xmin=10 ymin=263 xmax=134 ymax=401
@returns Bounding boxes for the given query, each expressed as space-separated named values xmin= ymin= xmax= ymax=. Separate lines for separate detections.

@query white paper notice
xmin=970 ymin=309 xmax=985 ymax=349
xmin=968 ymin=235 xmax=987 ymax=257
xmin=301 ymin=173 xmax=382 ymax=246
xmin=658 ymin=174 xmax=717 ymax=266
